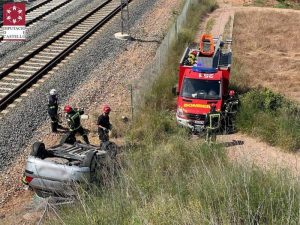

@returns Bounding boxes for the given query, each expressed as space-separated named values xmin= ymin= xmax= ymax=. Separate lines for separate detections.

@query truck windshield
xmin=181 ymin=78 xmax=221 ymax=100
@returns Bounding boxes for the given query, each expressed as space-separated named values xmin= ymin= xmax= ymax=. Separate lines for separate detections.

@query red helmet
xmin=191 ymin=50 xmax=198 ymax=55
xmin=102 ymin=105 xmax=111 ymax=113
xmin=64 ymin=105 xmax=72 ymax=113
xmin=229 ymin=90 xmax=235 ymax=97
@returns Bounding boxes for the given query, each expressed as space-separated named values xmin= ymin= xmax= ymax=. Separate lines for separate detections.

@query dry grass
xmin=232 ymin=10 xmax=300 ymax=104
xmin=205 ymin=17 xmax=215 ymax=33
xmin=222 ymin=15 xmax=233 ymax=41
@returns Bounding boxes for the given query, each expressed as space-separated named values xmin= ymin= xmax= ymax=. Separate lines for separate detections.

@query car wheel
xmin=84 ymin=151 xmax=105 ymax=183
xmin=35 ymin=189 xmax=51 ymax=198
xmin=31 ymin=142 xmax=47 ymax=159
xmin=82 ymin=150 xmax=97 ymax=168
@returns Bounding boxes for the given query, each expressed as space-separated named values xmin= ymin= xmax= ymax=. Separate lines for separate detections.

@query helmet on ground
xmin=210 ymin=103 xmax=216 ymax=110
xmin=64 ymin=105 xmax=72 ymax=113
xmin=102 ymin=104 xmax=111 ymax=113
xmin=229 ymin=90 xmax=235 ymax=97
xmin=49 ymin=89 xmax=57 ymax=96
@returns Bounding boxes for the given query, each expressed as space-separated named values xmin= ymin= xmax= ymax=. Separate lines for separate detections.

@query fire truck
xmin=174 ymin=34 xmax=234 ymax=132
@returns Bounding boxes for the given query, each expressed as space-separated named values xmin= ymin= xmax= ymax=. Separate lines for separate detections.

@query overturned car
xmin=23 ymin=139 xmax=117 ymax=197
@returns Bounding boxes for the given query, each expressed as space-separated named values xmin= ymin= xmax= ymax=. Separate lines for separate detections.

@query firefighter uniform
xmin=66 ymin=108 xmax=89 ymax=144
xmin=48 ymin=94 xmax=59 ymax=132
xmin=97 ymin=114 xmax=111 ymax=143
xmin=205 ymin=108 xmax=221 ymax=143
xmin=97 ymin=105 xmax=112 ymax=147
xmin=223 ymin=96 xmax=240 ymax=133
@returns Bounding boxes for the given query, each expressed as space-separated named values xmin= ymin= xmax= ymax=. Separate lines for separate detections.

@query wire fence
xmin=131 ymin=0 xmax=197 ymax=113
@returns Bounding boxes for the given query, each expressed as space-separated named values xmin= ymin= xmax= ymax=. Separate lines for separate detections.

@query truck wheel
xmin=82 ymin=151 xmax=100 ymax=183
xmin=60 ymin=132 xmax=76 ymax=145
xmin=31 ymin=142 xmax=47 ymax=159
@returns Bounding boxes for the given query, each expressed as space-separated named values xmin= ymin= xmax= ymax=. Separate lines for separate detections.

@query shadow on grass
xmin=221 ymin=140 xmax=244 ymax=148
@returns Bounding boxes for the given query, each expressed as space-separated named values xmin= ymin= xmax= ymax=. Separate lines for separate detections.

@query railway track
xmin=0 ymin=0 xmax=73 ymax=42
xmin=0 ymin=0 xmax=131 ymax=113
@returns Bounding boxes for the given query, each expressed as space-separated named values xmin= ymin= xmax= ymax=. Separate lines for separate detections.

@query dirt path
xmin=219 ymin=134 xmax=300 ymax=177
xmin=201 ymin=0 xmax=300 ymax=177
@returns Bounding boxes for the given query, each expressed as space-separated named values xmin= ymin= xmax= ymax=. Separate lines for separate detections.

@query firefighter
xmin=185 ymin=50 xmax=197 ymax=65
xmin=205 ymin=103 xmax=221 ymax=144
xmin=190 ymin=51 xmax=198 ymax=65
xmin=223 ymin=90 xmax=240 ymax=133
xmin=48 ymin=89 xmax=62 ymax=133
xmin=97 ymin=105 xmax=112 ymax=147
xmin=64 ymin=105 xmax=90 ymax=144
xmin=224 ymin=90 xmax=239 ymax=112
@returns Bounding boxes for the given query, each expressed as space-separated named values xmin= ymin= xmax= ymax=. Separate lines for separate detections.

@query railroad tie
xmin=9 ymin=73 xmax=32 ymax=78
xmin=0 ymin=87 xmax=13 ymax=91
xmin=3 ymin=77 xmax=26 ymax=82
xmin=0 ymin=81 xmax=20 ymax=86
xmin=21 ymin=65 xmax=41 ymax=69
xmin=14 ymin=69 xmax=37 ymax=73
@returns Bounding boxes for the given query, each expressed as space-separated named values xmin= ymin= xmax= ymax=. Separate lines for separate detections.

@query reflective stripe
xmin=21 ymin=175 xmax=28 ymax=185
xmin=70 ymin=125 xmax=81 ymax=131
xmin=70 ymin=112 xmax=80 ymax=121
xmin=68 ymin=112 xmax=81 ymax=130
xmin=208 ymin=113 xmax=220 ymax=129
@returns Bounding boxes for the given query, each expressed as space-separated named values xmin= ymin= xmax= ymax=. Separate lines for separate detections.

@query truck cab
xmin=175 ymin=34 xmax=232 ymax=131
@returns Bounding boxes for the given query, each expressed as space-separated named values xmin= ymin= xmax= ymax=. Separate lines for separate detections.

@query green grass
xmin=49 ymin=136 xmax=300 ymax=224
xmin=250 ymin=0 xmax=300 ymax=9
xmin=47 ymin=0 xmax=300 ymax=224
xmin=231 ymin=59 xmax=300 ymax=151
xmin=275 ymin=0 xmax=300 ymax=9
xmin=237 ymin=91 xmax=300 ymax=151
xmin=253 ymin=0 xmax=267 ymax=6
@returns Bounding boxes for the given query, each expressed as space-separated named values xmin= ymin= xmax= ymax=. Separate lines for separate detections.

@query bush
xmin=236 ymin=89 xmax=300 ymax=151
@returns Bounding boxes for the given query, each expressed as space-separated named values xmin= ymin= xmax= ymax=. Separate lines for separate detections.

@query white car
xmin=23 ymin=137 xmax=117 ymax=197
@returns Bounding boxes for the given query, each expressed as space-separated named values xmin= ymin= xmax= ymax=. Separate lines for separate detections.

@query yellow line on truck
xmin=183 ymin=103 xmax=210 ymax=108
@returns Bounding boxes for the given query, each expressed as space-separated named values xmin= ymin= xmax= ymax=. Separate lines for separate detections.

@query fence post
xmin=128 ymin=84 xmax=134 ymax=121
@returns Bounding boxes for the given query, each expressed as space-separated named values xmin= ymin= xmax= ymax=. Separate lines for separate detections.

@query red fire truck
xmin=174 ymin=34 xmax=234 ymax=132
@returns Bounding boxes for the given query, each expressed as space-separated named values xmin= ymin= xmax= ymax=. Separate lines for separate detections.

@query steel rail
xmin=0 ymin=0 xmax=132 ymax=111
xmin=25 ymin=0 xmax=73 ymax=27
